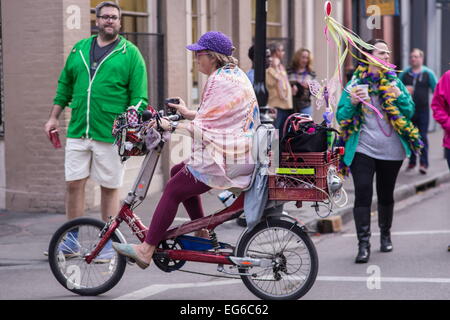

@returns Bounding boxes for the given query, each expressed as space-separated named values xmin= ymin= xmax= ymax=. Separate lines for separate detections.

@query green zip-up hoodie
xmin=53 ymin=35 xmax=148 ymax=143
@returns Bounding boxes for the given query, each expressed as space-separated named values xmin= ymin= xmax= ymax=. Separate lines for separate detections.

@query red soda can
xmin=49 ymin=129 xmax=62 ymax=149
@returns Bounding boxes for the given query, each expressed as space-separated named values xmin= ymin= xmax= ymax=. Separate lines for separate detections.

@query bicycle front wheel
xmin=48 ymin=217 xmax=127 ymax=296
xmin=236 ymin=219 xmax=318 ymax=300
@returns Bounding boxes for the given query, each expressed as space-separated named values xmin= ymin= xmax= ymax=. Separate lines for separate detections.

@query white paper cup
xmin=356 ymin=84 xmax=369 ymax=101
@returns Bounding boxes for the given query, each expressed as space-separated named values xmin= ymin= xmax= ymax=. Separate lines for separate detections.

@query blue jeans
xmin=299 ymin=106 xmax=312 ymax=117
xmin=409 ymin=109 xmax=429 ymax=168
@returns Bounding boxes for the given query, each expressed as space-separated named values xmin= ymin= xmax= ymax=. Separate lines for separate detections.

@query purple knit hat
xmin=186 ymin=31 xmax=234 ymax=56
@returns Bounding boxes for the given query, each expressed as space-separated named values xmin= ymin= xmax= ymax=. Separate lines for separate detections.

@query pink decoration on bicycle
xmin=325 ymin=1 xmax=332 ymax=16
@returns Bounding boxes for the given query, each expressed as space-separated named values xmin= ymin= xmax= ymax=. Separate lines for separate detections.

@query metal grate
xmin=121 ymin=32 xmax=165 ymax=110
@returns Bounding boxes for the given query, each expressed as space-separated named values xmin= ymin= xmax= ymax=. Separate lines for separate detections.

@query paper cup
xmin=356 ymin=84 xmax=369 ymax=101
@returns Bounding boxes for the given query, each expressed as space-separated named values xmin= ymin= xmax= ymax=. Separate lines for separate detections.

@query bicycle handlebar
xmin=141 ymin=108 xmax=184 ymax=129
xmin=166 ymin=114 xmax=184 ymax=122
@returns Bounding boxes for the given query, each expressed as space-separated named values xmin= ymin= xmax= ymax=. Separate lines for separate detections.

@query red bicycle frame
xmin=84 ymin=140 xmax=246 ymax=265
xmin=85 ymin=194 xmax=244 ymax=265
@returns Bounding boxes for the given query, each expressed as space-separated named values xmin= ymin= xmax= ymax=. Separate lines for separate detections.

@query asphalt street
xmin=1 ymin=181 xmax=449 ymax=300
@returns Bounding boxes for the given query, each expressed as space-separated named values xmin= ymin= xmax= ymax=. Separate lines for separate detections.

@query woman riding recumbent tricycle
xmin=48 ymin=103 xmax=321 ymax=300
xmin=48 ymin=30 xmax=343 ymax=300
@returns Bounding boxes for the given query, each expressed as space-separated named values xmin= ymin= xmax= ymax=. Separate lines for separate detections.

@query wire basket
xmin=268 ymin=151 xmax=340 ymax=202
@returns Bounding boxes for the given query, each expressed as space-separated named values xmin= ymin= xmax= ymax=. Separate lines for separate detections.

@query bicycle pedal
xmin=127 ymin=258 xmax=136 ymax=266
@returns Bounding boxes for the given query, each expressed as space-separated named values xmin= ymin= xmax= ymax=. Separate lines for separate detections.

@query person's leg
xmin=408 ymin=152 xmax=417 ymax=170
xmin=446 ymin=148 xmax=450 ymax=170
xmin=447 ymin=149 xmax=450 ymax=252
xmin=350 ymin=153 xmax=376 ymax=263
xmin=65 ymin=178 xmax=88 ymax=220
xmin=418 ymin=110 xmax=430 ymax=172
xmin=90 ymin=140 xmax=125 ymax=222
xmin=375 ymin=158 xmax=403 ymax=252
xmin=113 ymin=167 xmax=212 ymax=267
xmin=170 ymin=162 xmax=185 ymax=177
xmin=408 ymin=114 xmax=419 ymax=169
xmin=273 ymin=108 xmax=284 ymax=130
xmin=375 ymin=159 xmax=403 ymax=206
xmin=146 ymin=168 xmax=211 ymax=245
xmin=100 ymin=186 xmax=120 ymax=222
xmin=65 ymin=138 xmax=92 ymax=220
xmin=170 ymin=163 xmax=205 ymax=221
xmin=171 ymin=163 xmax=210 ymax=237
xmin=113 ymin=168 xmax=212 ymax=266
xmin=351 ymin=153 xmax=376 ymax=208
xmin=48 ymin=139 xmax=90 ymax=257
xmin=275 ymin=109 xmax=293 ymax=140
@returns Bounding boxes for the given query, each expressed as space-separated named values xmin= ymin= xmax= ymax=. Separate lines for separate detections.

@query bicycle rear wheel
xmin=48 ymin=217 xmax=127 ymax=296
xmin=236 ymin=218 xmax=318 ymax=300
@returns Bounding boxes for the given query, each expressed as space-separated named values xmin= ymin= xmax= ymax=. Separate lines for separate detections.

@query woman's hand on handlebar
xmin=159 ymin=118 xmax=172 ymax=131
xmin=167 ymin=97 xmax=188 ymax=116
xmin=148 ymin=118 xmax=172 ymax=132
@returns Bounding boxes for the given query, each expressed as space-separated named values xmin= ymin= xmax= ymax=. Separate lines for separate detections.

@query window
xmin=251 ymin=0 xmax=283 ymax=38
xmin=251 ymin=0 xmax=292 ymax=65
xmin=190 ymin=0 xmax=211 ymax=106
xmin=191 ymin=0 xmax=200 ymax=105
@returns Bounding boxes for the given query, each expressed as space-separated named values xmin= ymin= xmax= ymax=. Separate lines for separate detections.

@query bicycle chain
xmin=177 ymin=268 xmax=240 ymax=280
xmin=177 ymin=267 xmax=280 ymax=282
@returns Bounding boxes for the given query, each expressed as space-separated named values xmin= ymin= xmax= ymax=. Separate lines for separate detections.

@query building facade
xmin=0 ymin=0 xmax=446 ymax=213
xmin=342 ymin=0 xmax=449 ymax=79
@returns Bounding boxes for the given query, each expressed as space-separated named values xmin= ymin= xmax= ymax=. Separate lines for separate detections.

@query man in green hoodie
xmin=44 ymin=1 xmax=148 ymax=228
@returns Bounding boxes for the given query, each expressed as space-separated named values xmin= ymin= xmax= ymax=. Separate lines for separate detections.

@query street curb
xmin=307 ymin=171 xmax=450 ymax=231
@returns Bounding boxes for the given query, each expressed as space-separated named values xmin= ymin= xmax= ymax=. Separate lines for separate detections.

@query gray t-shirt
xmin=356 ymin=95 xmax=406 ymax=161
xmin=90 ymin=37 xmax=119 ymax=78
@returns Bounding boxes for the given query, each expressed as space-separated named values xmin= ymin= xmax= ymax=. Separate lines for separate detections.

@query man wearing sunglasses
xmin=44 ymin=1 xmax=148 ymax=260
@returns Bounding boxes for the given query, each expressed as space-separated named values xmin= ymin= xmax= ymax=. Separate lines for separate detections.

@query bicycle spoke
xmin=52 ymin=222 xmax=120 ymax=291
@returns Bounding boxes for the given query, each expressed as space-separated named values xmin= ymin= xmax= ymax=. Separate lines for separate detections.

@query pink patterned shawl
xmin=185 ymin=65 xmax=260 ymax=190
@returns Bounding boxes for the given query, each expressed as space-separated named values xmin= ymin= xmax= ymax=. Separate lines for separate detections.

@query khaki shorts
xmin=65 ymin=138 xmax=124 ymax=189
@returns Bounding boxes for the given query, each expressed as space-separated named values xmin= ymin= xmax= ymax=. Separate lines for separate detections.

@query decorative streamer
xmin=320 ymin=1 xmax=400 ymax=119
xmin=317 ymin=1 xmax=423 ymax=176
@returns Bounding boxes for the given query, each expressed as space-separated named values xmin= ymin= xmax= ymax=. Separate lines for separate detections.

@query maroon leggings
xmin=145 ymin=163 xmax=211 ymax=245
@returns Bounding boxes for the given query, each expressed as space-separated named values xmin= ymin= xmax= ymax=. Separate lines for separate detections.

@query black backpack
xmin=280 ymin=113 xmax=339 ymax=154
